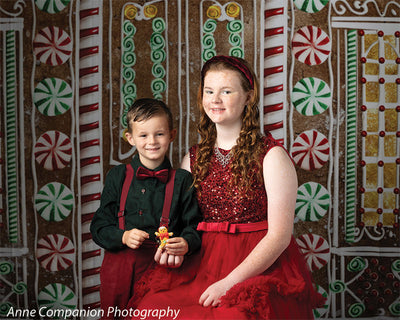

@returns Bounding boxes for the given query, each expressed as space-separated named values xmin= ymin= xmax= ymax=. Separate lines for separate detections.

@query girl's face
xmin=125 ymin=115 xmax=176 ymax=169
xmin=202 ymin=69 xmax=252 ymax=127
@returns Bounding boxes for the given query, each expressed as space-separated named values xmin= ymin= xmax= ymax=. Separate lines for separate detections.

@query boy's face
xmin=125 ymin=115 xmax=176 ymax=169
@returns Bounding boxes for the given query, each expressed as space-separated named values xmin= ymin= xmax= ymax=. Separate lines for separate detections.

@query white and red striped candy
xmin=37 ymin=234 xmax=75 ymax=271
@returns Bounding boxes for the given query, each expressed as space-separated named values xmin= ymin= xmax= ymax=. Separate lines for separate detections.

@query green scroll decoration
xmin=150 ymin=18 xmax=166 ymax=99
xmin=227 ymin=19 xmax=243 ymax=58
xmin=202 ymin=19 xmax=217 ymax=62
xmin=121 ymin=20 xmax=137 ymax=128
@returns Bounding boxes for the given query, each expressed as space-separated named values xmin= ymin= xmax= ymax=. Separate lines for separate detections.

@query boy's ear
xmin=125 ymin=131 xmax=135 ymax=146
xmin=170 ymin=129 xmax=177 ymax=142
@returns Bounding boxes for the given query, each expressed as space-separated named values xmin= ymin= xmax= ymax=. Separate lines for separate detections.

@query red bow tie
xmin=136 ymin=166 xmax=169 ymax=183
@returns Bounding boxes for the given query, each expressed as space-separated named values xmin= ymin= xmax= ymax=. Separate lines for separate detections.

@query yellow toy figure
xmin=155 ymin=226 xmax=173 ymax=250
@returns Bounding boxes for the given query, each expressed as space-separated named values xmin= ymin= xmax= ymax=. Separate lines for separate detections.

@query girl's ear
xmin=246 ymin=89 xmax=254 ymax=105
xmin=170 ymin=129 xmax=177 ymax=142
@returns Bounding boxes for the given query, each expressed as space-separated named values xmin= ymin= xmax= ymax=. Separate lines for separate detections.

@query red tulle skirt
xmin=128 ymin=230 xmax=325 ymax=319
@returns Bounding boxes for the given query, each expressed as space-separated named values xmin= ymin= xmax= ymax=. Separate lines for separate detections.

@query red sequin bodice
xmin=190 ymin=135 xmax=279 ymax=223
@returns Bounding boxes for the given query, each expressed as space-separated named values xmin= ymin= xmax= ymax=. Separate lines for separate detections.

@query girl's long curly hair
xmin=192 ymin=57 xmax=265 ymax=196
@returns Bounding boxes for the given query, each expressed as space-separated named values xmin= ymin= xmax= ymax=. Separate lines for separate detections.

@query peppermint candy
xmin=37 ymin=234 xmax=75 ymax=271
xmin=294 ymin=0 xmax=329 ymax=13
xmin=34 ymin=0 xmax=71 ymax=14
xmin=35 ymin=182 xmax=74 ymax=222
xmin=292 ymin=25 xmax=331 ymax=65
xmin=291 ymin=129 xmax=330 ymax=171
xmin=296 ymin=233 xmax=330 ymax=271
xmin=34 ymin=131 xmax=72 ymax=171
xmin=34 ymin=78 xmax=72 ymax=116
xmin=292 ymin=77 xmax=331 ymax=116
xmin=33 ymin=26 xmax=72 ymax=65
xmin=296 ymin=182 xmax=330 ymax=221
xmin=38 ymin=283 xmax=77 ymax=311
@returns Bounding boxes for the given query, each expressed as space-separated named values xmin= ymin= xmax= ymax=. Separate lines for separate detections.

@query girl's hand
xmin=154 ymin=248 xmax=184 ymax=268
xmin=122 ymin=229 xmax=149 ymax=249
xmin=165 ymin=237 xmax=189 ymax=256
xmin=199 ymin=278 xmax=234 ymax=307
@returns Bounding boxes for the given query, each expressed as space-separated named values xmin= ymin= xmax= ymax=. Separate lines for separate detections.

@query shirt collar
xmin=130 ymin=154 xmax=172 ymax=172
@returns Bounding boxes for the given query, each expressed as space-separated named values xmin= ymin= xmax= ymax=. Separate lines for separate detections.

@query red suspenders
xmin=118 ymin=164 xmax=176 ymax=230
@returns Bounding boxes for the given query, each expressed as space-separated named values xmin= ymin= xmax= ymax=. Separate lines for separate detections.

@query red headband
xmin=202 ymin=55 xmax=254 ymax=89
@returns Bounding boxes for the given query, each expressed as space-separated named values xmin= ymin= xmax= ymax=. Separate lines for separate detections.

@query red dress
xmin=130 ymin=134 xmax=325 ymax=319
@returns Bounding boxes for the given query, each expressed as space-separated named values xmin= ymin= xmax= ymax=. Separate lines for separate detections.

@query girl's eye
xmin=222 ymin=90 xmax=231 ymax=94
xmin=204 ymin=90 xmax=213 ymax=95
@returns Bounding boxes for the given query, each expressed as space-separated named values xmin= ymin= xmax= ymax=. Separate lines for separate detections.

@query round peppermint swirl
xmin=34 ymin=78 xmax=72 ymax=116
xmin=34 ymin=0 xmax=71 ymax=14
xmin=292 ymin=77 xmax=331 ymax=116
xmin=35 ymin=182 xmax=73 ymax=222
xmin=294 ymin=0 xmax=329 ymax=13
xmin=295 ymin=182 xmax=330 ymax=221
xmin=38 ymin=283 xmax=77 ymax=311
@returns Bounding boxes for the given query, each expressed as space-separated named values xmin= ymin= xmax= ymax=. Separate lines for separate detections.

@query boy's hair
xmin=126 ymin=98 xmax=173 ymax=132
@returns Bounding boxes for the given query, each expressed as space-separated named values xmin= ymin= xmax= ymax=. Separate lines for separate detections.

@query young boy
xmin=90 ymin=98 xmax=202 ymax=319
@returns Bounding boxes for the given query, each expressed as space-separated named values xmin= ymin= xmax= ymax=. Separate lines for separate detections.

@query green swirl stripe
xmin=152 ymin=17 xmax=165 ymax=33
xmin=329 ymin=280 xmax=346 ymax=293
xmin=5 ymin=30 xmax=18 ymax=243
xmin=389 ymin=301 xmax=400 ymax=316
xmin=0 ymin=302 xmax=13 ymax=317
xmin=203 ymin=34 xmax=216 ymax=50
xmin=227 ymin=20 xmax=243 ymax=33
xmin=347 ymin=257 xmax=366 ymax=272
xmin=12 ymin=282 xmax=27 ymax=295
xmin=151 ymin=18 xmax=167 ymax=99
xmin=202 ymin=19 xmax=217 ymax=62
xmin=203 ymin=19 xmax=217 ymax=33
xmin=348 ymin=303 xmax=365 ymax=318
xmin=345 ymin=30 xmax=357 ymax=243
xmin=227 ymin=20 xmax=243 ymax=59
xmin=123 ymin=20 xmax=136 ymax=37
xmin=0 ymin=260 xmax=14 ymax=275
xmin=392 ymin=259 xmax=400 ymax=272
xmin=121 ymin=20 xmax=137 ymax=128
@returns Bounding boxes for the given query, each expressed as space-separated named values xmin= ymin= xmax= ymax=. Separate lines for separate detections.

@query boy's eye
xmin=222 ymin=90 xmax=231 ymax=94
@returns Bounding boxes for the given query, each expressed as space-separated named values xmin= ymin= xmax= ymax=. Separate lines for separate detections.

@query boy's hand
xmin=165 ymin=237 xmax=189 ymax=256
xmin=154 ymin=249 xmax=184 ymax=268
xmin=122 ymin=229 xmax=149 ymax=249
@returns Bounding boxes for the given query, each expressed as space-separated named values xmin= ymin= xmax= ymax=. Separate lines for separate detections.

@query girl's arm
xmin=181 ymin=153 xmax=191 ymax=172
xmin=199 ymin=146 xmax=298 ymax=307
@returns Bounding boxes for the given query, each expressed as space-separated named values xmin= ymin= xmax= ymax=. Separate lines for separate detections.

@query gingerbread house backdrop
xmin=0 ymin=0 xmax=399 ymax=318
